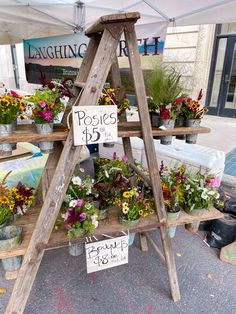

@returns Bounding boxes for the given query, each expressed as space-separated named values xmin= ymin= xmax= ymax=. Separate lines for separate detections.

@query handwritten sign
xmin=85 ymin=235 xmax=129 ymax=273
xmin=72 ymin=105 xmax=118 ymax=145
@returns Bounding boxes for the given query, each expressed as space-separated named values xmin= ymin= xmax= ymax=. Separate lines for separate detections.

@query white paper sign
xmin=85 ymin=235 xmax=129 ymax=273
xmin=72 ymin=105 xmax=118 ymax=145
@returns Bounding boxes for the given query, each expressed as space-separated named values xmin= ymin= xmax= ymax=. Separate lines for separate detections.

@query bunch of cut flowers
xmin=119 ymin=186 xmax=154 ymax=222
xmin=0 ymin=90 xmax=26 ymax=124
xmin=98 ymin=87 xmax=130 ymax=116
xmin=177 ymin=89 xmax=209 ymax=120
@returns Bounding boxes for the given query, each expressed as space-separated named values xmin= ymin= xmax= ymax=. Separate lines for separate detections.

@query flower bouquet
xmin=28 ymin=84 xmax=65 ymax=153
xmin=0 ymin=90 xmax=24 ymax=155
xmin=182 ymin=166 xmax=220 ymax=215
xmin=180 ymin=89 xmax=208 ymax=143
xmin=118 ymin=187 xmax=154 ymax=228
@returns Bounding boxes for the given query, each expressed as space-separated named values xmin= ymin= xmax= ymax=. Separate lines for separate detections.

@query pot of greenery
xmin=145 ymin=66 xmax=183 ymax=144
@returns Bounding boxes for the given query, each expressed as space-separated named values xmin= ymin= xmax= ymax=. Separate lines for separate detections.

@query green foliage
xmin=0 ymin=206 xmax=11 ymax=225
xmin=145 ymin=66 xmax=183 ymax=112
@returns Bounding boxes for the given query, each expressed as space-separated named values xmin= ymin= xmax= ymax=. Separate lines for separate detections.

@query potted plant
xmin=0 ymin=90 xmax=22 ymax=156
xmin=28 ymin=84 xmax=64 ymax=153
xmin=145 ymin=66 xmax=183 ymax=139
xmin=181 ymin=89 xmax=209 ymax=143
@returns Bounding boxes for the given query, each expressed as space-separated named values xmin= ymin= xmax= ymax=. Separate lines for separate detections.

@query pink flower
xmin=38 ymin=99 xmax=46 ymax=108
xmin=66 ymin=224 xmax=72 ymax=230
xmin=208 ymin=177 xmax=221 ymax=188
xmin=122 ymin=155 xmax=128 ymax=162
xmin=10 ymin=90 xmax=19 ymax=98
xmin=76 ymin=199 xmax=83 ymax=207
xmin=79 ymin=212 xmax=86 ymax=221
xmin=39 ymin=111 xmax=53 ymax=121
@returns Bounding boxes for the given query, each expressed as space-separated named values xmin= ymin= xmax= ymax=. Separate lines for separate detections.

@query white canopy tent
xmin=0 ymin=0 xmax=236 ymax=44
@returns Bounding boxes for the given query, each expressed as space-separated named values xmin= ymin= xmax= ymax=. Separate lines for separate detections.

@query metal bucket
xmin=0 ymin=225 xmax=22 ymax=271
xmin=68 ymin=243 xmax=84 ymax=256
xmin=0 ymin=123 xmax=14 ymax=156
xmin=160 ymin=119 xmax=175 ymax=145
xmin=35 ymin=123 xmax=54 ymax=154
xmin=185 ymin=119 xmax=201 ymax=144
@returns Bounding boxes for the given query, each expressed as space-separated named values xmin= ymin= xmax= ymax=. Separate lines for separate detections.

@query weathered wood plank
xmin=85 ymin=12 xmax=140 ymax=36
xmin=124 ymin=24 xmax=181 ymax=302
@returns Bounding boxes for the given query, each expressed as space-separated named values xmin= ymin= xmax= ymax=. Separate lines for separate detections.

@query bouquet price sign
xmin=72 ymin=105 xmax=118 ymax=145
xmin=85 ymin=235 xmax=129 ymax=273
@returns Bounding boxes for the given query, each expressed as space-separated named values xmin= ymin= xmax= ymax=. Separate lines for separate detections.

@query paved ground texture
xmin=1 ymin=227 xmax=236 ymax=314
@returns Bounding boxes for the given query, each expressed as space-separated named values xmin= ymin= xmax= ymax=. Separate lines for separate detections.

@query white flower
xmin=79 ymin=167 xmax=85 ymax=173
xmin=91 ymin=214 xmax=98 ymax=222
xmin=72 ymin=176 xmax=82 ymax=186
xmin=122 ymin=207 xmax=129 ymax=214
xmin=185 ymin=185 xmax=190 ymax=190
xmin=92 ymin=220 xmax=99 ymax=229
xmin=69 ymin=200 xmax=77 ymax=207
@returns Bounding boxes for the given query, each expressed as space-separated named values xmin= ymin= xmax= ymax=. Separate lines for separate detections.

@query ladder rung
xmin=74 ymin=81 xmax=86 ymax=88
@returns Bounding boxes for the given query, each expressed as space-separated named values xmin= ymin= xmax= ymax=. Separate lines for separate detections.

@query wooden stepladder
xmin=6 ymin=12 xmax=180 ymax=314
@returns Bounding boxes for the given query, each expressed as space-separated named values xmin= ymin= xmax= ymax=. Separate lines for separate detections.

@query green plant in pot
xmin=145 ymin=66 xmax=183 ymax=143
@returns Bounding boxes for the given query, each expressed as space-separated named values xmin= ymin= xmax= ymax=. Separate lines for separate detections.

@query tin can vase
xmin=175 ymin=116 xmax=185 ymax=140
xmin=159 ymin=119 xmax=175 ymax=145
xmin=150 ymin=112 xmax=160 ymax=128
xmin=11 ymin=119 xmax=17 ymax=150
xmin=167 ymin=211 xmax=180 ymax=238
xmin=35 ymin=123 xmax=54 ymax=154
xmin=119 ymin=215 xmax=140 ymax=228
xmin=0 ymin=123 xmax=14 ymax=156
xmin=0 ymin=225 xmax=22 ymax=272
xmin=185 ymin=119 xmax=201 ymax=144
xmin=68 ymin=243 xmax=84 ymax=256
xmin=128 ymin=232 xmax=136 ymax=246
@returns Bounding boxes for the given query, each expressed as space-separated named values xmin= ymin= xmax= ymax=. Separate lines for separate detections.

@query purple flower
xmin=122 ymin=155 xmax=128 ymax=162
xmin=38 ymin=99 xmax=46 ymax=108
xmin=79 ymin=212 xmax=87 ymax=221
xmin=76 ymin=199 xmax=83 ymax=207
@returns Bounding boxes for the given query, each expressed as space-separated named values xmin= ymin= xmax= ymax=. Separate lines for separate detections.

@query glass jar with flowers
xmin=181 ymin=89 xmax=209 ymax=144
xmin=182 ymin=166 xmax=220 ymax=216
xmin=118 ymin=186 xmax=154 ymax=228
xmin=28 ymin=85 xmax=64 ymax=153
xmin=0 ymin=90 xmax=22 ymax=156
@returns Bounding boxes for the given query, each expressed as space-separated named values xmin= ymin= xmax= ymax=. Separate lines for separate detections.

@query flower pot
xmin=167 ymin=211 xmax=180 ymax=238
xmin=119 ymin=215 xmax=140 ymax=228
xmin=35 ymin=123 xmax=54 ymax=154
xmin=0 ymin=225 xmax=22 ymax=271
xmin=103 ymin=142 xmax=115 ymax=148
xmin=150 ymin=112 xmax=160 ymax=128
xmin=11 ymin=119 xmax=17 ymax=150
xmin=159 ymin=119 xmax=175 ymax=145
xmin=185 ymin=119 xmax=201 ymax=144
xmin=175 ymin=116 xmax=185 ymax=140
xmin=128 ymin=232 xmax=136 ymax=246
xmin=0 ymin=123 xmax=14 ymax=156
xmin=68 ymin=243 xmax=84 ymax=256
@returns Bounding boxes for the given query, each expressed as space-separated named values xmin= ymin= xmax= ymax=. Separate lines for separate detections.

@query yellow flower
xmin=104 ymin=96 xmax=110 ymax=103
xmin=122 ymin=202 xmax=129 ymax=207
xmin=177 ymin=179 xmax=182 ymax=184
xmin=139 ymin=210 xmax=143 ymax=216
xmin=123 ymin=191 xmax=131 ymax=198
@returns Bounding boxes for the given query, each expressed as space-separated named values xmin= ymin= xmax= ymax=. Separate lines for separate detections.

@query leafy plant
xmin=145 ymin=66 xmax=183 ymax=114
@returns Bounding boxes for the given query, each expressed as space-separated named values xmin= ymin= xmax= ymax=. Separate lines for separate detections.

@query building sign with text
xmin=24 ymin=31 xmax=165 ymax=84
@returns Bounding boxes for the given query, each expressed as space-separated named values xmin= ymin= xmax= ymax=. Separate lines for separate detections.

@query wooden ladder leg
xmin=124 ymin=25 xmax=181 ymax=302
